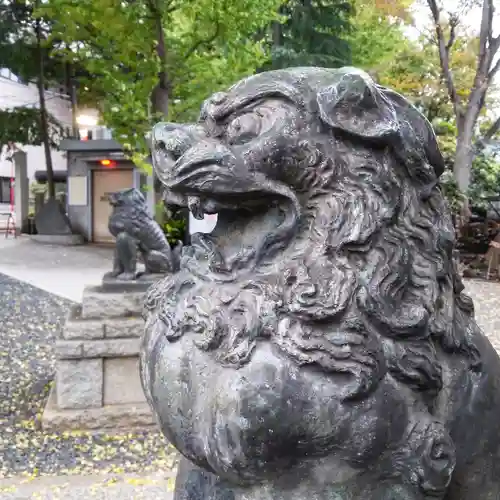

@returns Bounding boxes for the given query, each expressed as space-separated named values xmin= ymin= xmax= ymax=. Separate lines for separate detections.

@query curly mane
xmin=276 ymin=136 xmax=482 ymax=405
xmin=145 ymin=68 xmax=482 ymax=412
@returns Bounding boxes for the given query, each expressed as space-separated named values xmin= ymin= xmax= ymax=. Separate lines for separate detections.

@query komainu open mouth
xmin=162 ymin=160 xmax=300 ymax=226
xmin=163 ymin=173 xmax=301 ymax=275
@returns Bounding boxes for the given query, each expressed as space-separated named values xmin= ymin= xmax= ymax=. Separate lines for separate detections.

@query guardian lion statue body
xmin=141 ymin=67 xmax=500 ymax=499
xmin=106 ymin=188 xmax=180 ymax=280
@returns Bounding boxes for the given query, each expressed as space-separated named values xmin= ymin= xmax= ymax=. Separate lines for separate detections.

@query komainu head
xmin=108 ymin=187 xmax=151 ymax=236
xmin=142 ymin=67 xmax=498 ymax=499
xmin=108 ymin=187 xmax=148 ymax=212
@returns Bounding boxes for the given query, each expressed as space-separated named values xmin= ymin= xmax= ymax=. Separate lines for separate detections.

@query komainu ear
xmin=316 ymin=67 xmax=445 ymax=181
xmin=316 ymin=68 xmax=399 ymax=144
xmin=137 ymin=189 xmax=146 ymax=203
xmin=130 ymin=188 xmax=146 ymax=204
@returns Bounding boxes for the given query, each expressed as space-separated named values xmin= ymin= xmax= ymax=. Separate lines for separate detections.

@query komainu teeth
xmin=188 ymin=196 xmax=204 ymax=220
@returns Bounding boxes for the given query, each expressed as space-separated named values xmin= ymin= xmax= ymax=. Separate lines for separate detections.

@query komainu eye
xmin=226 ymin=113 xmax=261 ymax=144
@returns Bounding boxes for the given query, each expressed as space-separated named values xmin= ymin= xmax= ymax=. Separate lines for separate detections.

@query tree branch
xmin=167 ymin=4 xmax=180 ymax=13
xmin=474 ymin=116 xmax=500 ymax=152
xmin=474 ymin=0 xmax=494 ymax=82
xmin=492 ymin=35 xmax=500 ymax=52
xmin=183 ymin=22 xmax=220 ymax=61
xmin=479 ymin=0 xmax=493 ymax=54
xmin=483 ymin=116 xmax=500 ymax=141
xmin=489 ymin=57 xmax=500 ymax=79
xmin=426 ymin=0 xmax=461 ymax=118
xmin=467 ymin=0 xmax=500 ymax=115
xmin=446 ymin=15 xmax=457 ymax=50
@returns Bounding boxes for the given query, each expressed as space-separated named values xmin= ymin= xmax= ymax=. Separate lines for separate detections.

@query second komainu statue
xmin=141 ymin=67 xmax=500 ymax=499
xmin=105 ymin=188 xmax=181 ymax=280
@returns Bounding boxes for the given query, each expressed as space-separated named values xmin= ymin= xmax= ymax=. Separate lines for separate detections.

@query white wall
xmin=0 ymin=73 xmax=73 ymax=180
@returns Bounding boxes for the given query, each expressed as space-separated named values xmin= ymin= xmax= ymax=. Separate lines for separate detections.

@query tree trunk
xmin=70 ymin=81 xmax=79 ymax=139
xmin=454 ymin=122 xmax=475 ymax=193
xmin=453 ymin=113 xmax=477 ymax=235
xmin=35 ymin=21 xmax=55 ymax=200
xmin=272 ymin=20 xmax=283 ymax=46
xmin=453 ymin=69 xmax=489 ymax=193
xmin=149 ymin=1 xmax=169 ymax=117
xmin=66 ymin=62 xmax=79 ymax=138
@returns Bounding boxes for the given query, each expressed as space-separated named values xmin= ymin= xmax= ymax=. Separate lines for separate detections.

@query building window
xmin=0 ymin=177 xmax=12 ymax=204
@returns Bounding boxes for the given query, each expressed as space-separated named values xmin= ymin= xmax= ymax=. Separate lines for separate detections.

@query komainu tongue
xmin=188 ymin=196 xmax=204 ymax=220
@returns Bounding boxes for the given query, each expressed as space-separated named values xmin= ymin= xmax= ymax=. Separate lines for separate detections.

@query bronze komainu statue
xmin=141 ymin=67 xmax=500 ymax=499
xmin=106 ymin=188 xmax=180 ymax=280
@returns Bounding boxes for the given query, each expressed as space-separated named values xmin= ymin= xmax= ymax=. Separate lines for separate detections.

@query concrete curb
xmin=31 ymin=234 xmax=85 ymax=245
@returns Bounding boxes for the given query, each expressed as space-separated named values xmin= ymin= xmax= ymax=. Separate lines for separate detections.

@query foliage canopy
xmin=40 ymin=0 xmax=284 ymax=158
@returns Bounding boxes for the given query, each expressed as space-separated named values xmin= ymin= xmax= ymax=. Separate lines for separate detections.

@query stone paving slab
xmin=463 ymin=279 xmax=500 ymax=351
xmin=0 ymin=237 xmax=113 ymax=302
xmin=0 ymin=472 xmax=174 ymax=499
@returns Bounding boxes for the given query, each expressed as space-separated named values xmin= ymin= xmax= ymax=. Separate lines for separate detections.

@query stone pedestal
xmin=13 ymin=151 xmax=29 ymax=234
xmin=42 ymin=283 xmax=157 ymax=432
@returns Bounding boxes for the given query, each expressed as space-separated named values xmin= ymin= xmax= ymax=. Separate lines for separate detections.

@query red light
xmin=100 ymin=159 xmax=116 ymax=167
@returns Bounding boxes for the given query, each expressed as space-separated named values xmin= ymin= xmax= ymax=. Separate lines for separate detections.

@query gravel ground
xmin=0 ymin=273 xmax=177 ymax=481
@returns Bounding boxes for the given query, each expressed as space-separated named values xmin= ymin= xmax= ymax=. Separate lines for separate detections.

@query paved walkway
xmin=0 ymin=237 xmax=112 ymax=302
xmin=463 ymin=279 xmax=500 ymax=351
xmin=0 ymin=472 xmax=174 ymax=499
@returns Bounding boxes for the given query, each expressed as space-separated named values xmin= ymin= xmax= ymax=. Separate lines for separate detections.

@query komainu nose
xmin=152 ymin=122 xmax=207 ymax=179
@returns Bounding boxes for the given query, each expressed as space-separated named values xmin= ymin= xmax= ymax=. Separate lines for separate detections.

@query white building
xmin=0 ymin=68 xmax=73 ymax=208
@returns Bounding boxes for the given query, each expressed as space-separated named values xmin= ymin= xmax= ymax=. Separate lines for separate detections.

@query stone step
xmin=63 ymin=304 xmax=145 ymax=340
xmin=56 ymin=337 xmax=141 ymax=359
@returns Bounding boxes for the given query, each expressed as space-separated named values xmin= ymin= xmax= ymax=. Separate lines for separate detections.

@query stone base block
xmin=81 ymin=285 xmax=147 ymax=319
xmin=104 ymin=357 xmax=147 ymax=405
xmin=102 ymin=272 xmax=164 ymax=291
xmin=63 ymin=304 xmax=145 ymax=340
xmin=42 ymin=387 xmax=156 ymax=432
xmin=55 ymin=354 xmax=147 ymax=404
xmin=56 ymin=358 xmax=103 ymax=409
